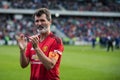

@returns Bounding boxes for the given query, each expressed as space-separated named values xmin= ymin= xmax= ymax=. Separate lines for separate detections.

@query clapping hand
xmin=16 ymin=34 xmax=27 ymax=51
xmin=29 ymin=35 xmax=40 ymax=49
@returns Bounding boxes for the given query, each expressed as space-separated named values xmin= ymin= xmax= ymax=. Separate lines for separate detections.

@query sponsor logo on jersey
xmin=31 ymin=54 xmax=39 ymax=61
xmin=31 ymin=54 xmax=42 ymax=64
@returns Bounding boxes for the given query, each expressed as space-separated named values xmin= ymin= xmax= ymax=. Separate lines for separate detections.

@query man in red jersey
xmin=16 ymin=8 xmax=64 ymax=80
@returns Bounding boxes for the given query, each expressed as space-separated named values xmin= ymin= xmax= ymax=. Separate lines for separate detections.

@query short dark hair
xmin=33 ymin=8 xmax=51 ymax=21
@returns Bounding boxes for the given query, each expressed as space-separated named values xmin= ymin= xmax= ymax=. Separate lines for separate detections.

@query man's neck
xmin=39 ymin=31 xmax=50 ymax=42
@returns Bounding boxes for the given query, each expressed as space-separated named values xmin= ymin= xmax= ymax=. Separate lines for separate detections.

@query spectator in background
xmin=107 ymin=35 xmax=114 ymax=52
xmin=114 ymin=35 xmax=120 ymax=49
xmin=91 ymin=36 xmax=96 ymax=48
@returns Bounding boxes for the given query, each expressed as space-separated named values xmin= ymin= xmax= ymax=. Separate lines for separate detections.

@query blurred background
xmin=0 ymin=0 xmax=120 ymax=80
xmin=0 ymin=0 xmax=120 ymax=46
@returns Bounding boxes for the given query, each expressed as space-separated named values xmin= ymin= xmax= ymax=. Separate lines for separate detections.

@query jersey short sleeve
xmin=25 ymin=42 xmax=32 ymax=58
xmin=51 ymin=37 xmax=64 ymax=55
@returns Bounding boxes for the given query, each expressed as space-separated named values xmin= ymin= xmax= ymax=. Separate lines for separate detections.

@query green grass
xmin=0 ymin=46 xmax=30 ymax=80
xmin=0 ymin=45 xmax=120 ymax=80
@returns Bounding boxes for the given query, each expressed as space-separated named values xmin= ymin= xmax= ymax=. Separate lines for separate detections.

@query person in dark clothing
xmin=91 ymin=36 xmax=96 ymax=48
xmin=107 ymin=36 xmax=114 ymax=52
xmin=114 ymin=36 xmax=120 ymax=49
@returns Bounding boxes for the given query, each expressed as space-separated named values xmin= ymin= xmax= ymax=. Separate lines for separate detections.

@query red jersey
xmin=25 ymin=32 xmax=64 ymax=80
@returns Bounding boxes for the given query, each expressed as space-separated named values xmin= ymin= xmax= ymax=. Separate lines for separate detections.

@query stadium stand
xmin=0 ymin=0 xmax=120 ymax=12
xmin=0 ymin=0 xmax=120 ymax=46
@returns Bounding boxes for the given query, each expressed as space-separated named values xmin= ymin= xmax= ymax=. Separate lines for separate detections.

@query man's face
xmin=34 ymin=14 xmax=51 ymax=34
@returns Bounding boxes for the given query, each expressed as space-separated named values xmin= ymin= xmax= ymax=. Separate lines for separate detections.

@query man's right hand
xmin=16 ymin=34 xmax=27 ymax=52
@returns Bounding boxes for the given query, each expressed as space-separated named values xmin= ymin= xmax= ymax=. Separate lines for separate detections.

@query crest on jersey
xmin=42 ymin=46 xmax=48 ymax=52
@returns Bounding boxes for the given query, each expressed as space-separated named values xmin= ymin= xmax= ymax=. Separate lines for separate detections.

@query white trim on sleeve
xmin=54 ymin=50 xmax=62 ymax=55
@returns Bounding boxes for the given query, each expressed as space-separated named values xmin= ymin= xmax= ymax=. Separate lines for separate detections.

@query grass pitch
xmin=0 ymin=45 xmax=120 ymax=80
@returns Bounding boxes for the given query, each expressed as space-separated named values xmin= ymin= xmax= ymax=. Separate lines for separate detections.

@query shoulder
xmin=49 ymin=32 xmax=64 ymax=52
xmin=49 ymin=32 xmax=63 ymax=44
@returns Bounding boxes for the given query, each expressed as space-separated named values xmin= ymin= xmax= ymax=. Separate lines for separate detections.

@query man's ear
xmin=49 ymin=20 xmax=52 ymax=25
xmin=50 ymin=19 xmax=52 ymax=23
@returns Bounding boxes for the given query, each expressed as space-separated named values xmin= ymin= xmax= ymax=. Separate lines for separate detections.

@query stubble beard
xmin=37 ymin=25 xmax=49 ymax=35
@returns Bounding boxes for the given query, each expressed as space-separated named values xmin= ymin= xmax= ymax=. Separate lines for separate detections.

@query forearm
xmin=35 ymin=48 xmax=55 ymax=70
xmin=20 ymin=50 xmax=29 ymax=68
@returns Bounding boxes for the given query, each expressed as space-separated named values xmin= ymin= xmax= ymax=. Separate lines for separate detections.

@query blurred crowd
xmin=0 ymin=14 xmax=120 ymax=44
xmin=53 ymin=17 xmax=120 ymax=39
xmin=0 ymin=0 xmax=60 ymax=10
xmin=0 ymin=0 xmax=120 ymax=48
xmin=0 ymin=0 xmax=120 ymax=12
xmin=0 ymin=15 xmax=34 ymax=41
xmin=53 ymin=17 xmax=120 ymax=48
